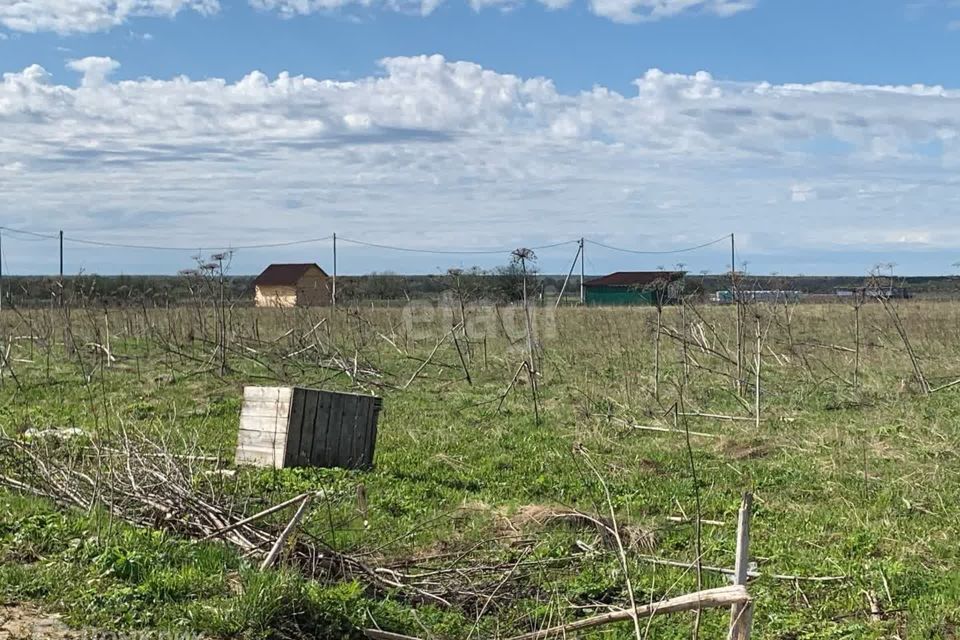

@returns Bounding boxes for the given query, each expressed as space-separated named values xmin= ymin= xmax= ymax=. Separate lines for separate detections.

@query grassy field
xmin=0 ymin=297 xmax=958 ymax=639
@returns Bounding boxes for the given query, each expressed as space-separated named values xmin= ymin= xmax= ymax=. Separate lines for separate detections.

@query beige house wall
xmin=255 ymin=285 xmax=298 ymax=308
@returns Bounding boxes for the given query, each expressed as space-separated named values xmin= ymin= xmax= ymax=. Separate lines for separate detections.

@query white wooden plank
xmin=236 ymin=444 xmax=285 ymax=458
xmin=235 ymin=435 xmax=286 ymax=468
xmin=240 ymin=401 xmax=292 ymax=419
xmin=237 ymin=442 xmax=285 ymax=458
xmin=241 ymin=386 xmax=292 ymax=427
xmin=237 ymin=386 xmax=295 ymax=469
xmin=242 ymin=398 xmax=291 ymax=408
xmin=236 ymin=444 xmax=285 ymax=461
xmin=237 ymin=444 xmax=284 ymax=463
xmin=237 ymin=386 xmax=294 ymax=469
xmin=243 ymin=386 xmax=293 ymax=402
xmin=238 ymin=414 xmax=291 ymax=434
xmin=235 ymin=448 xmax=284 ymax=468
xmin=237 ymin=429 xmax=287 ymax=448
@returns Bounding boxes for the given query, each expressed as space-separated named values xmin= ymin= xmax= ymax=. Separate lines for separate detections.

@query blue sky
xmin=6 ymin=1 xmax=960 ymax=91
xmin=2 ymin=0 xmax=960 ymax=276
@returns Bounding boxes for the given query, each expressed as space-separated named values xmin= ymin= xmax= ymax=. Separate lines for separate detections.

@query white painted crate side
xmin=236 ymin=386 xmax=293 ymax=469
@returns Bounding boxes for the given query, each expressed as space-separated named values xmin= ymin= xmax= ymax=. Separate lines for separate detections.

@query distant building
xmin=834 ymin=286 xmax=910 ymax=300
xmin=253 ymin=263 xmax=331 ymax=308
xmin=584 ymin=271 xmax=685 ymax=306
xmin=713 ymin=290 xmax=803 ymax=304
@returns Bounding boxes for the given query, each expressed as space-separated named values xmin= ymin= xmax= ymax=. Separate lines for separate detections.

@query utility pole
xmin=217 ymin=252 xmax=227 ymax=376
xmin=59 ymin=230 xmax=64 ymax=306
xmin=0 ymin=228 xmax=4 ymax=313
xmin=730 ymin=233 xmax=736 ymax=281
xmin=332 ymin=233 xmax=337 ymax=308
xmin=579 ymin=237 xmax=585 ymax=305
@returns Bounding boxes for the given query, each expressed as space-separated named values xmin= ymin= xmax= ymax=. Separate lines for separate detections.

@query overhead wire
xmin=62 ymin=234 xmax=334 ymax=252
xmin=0 ymin=226 xmax=333 ymax=252
xmin=0 ymin=225 xmax=731 ymax=258
xmin=0 ymin=227 xmax=58 ymax=242
xmin=585 ymin=234 xmax=732 ymax=255
xmin=336 ymin=236 xmax=580 ymax=255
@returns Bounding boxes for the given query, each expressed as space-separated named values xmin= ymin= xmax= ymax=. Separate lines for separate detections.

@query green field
xmin=0 ymin=299 xmax=958 ymax=639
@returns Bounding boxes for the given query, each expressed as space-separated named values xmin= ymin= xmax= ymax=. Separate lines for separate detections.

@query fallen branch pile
xmin=0 ymin=430 xmax=842 ymax=638
xmin=0 ymin=427 xmax=637 ymax=615
xmin=0 ymin=428 xmax=445 ymax=605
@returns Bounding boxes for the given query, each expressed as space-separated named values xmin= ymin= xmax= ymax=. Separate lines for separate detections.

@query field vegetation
xmin=0 ymin=277 xmax=958 ymax=639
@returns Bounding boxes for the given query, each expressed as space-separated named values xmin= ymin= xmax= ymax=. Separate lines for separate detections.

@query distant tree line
xmin=0 ymin=262 xmax=567 ymax=307
xmin=2 ymin=271 xmax=958 ymax=307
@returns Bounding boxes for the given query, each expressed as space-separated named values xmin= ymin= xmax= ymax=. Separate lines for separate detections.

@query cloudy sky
xmin=2 ymin=0 xmax=960 ymax=276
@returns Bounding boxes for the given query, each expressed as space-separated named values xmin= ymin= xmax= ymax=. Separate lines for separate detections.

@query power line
xmin=0 ymin=225 xmax=732 ymax=258
xmin=585 ymin=234 xmax=732 ymax=256
xmin=336 ymin=236 xmax=580 ymax=255
xmin=64 ymin=234 xmax=334 ymax=252
xmin=0 ymin=227 xmax=59 ymax=241
xmin=0 ymin=227 xmax=333 ymax=251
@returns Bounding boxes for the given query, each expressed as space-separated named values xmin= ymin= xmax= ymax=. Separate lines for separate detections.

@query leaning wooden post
xmin=261 ymin=493 xmax=313 ymax=571
xmin=729 ymin=492 xmax=754 ymax=640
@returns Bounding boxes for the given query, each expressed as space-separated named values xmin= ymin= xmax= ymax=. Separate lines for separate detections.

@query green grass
xmin=0 ymin=301 xmax=958 ymax=638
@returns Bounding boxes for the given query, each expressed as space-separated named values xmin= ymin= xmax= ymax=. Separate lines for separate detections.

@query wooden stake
xmin=364 ymin=631 xmax=424 ymax=640
xmin=728 ymin=493 xmax=754 ymax=640
xmin=555 ymin=242 xmax=582 ymax=309
xmin=199 ymin=492 xmax=314 ymax=541
xmin=754 ymin=316 xmax=761 ymax=429
xmin=853 ymin=297 xmax=861 ymax=391
xmin=104 ymin=308 xmax=112 ymax=369
xmin=654 ymin=305 xmax=662 ymax=401
xmin=731 ymin=234 xmax=744 ymax=396
xmin=403 ymin=324 xmax=458 ymax=389
xmin=260 ymin=493 xmax=313 ymax=570
xmin=507 ymin=585 xmax=750 ymax=640
xmin=451 ymin=330 xmax=472 ymax=385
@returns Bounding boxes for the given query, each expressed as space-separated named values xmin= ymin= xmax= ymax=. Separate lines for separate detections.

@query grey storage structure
xmin=236 ymin=386 xmax=382 ymax=470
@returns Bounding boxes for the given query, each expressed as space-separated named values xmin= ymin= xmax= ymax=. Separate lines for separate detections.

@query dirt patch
xmin=721 ymin=438 xmax=773 ymax=461
xmin=505 ymin=504 xmax=558 ymax=531
xmin=0 ymin=603 xmax=78 ymax=639
xmin=636 ymin=458 xmax=667 ymax=475
xmin=470 ymin=503 xmax=657 ymax=552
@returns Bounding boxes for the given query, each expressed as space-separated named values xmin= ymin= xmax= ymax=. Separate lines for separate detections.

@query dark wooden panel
xmin=275 ymin=387 xmax=383 ymax=470
xmin=315 ymin=391 xmax=342 ymax=468
xmin=294 ymin=387 xmax=320 ymax=467
xmin=351 ymin=395 xmax=378 ymax=469
xmin=363 ymin=398 xmax=382 ymax=469
xmin=308 ymin=389 xmax=331 ymax=467
xmin=349 ymin=395 xmax=369 ymax=469
xmin=282 ymin=387 xmax=307 ymax=468
xmin=336 ymin=394 xmax=358 ymax=468
xmin=297 ymin=389 xmax=322 ymax=466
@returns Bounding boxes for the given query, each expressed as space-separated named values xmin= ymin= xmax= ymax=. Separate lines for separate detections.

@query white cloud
xmin=790 ymin=184 xmax=816 ymax=203
xmin=251 ymin=0 xmax=753 ymax=19
xmin=589 ymin=0 xmax=754 ymax=23
xmin=249 ymin=0 xmax=369 ymax=15
xmin=0 ymin=0 xmax=219 ymax=35
xmin=0 ymin=0 xmax=754 ymax=31
xmin=1 ymin=54 xmax=960 ymax=273
xmin=67 ymin=56 xmax=120 ymax=87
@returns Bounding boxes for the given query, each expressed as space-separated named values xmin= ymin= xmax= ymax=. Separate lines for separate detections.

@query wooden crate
xmin=236 ymin=386 xmax=382 ymax=470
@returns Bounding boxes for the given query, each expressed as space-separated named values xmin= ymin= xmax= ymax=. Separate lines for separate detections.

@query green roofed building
xmin=584 ymin=271 xmax=686 ymax=306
